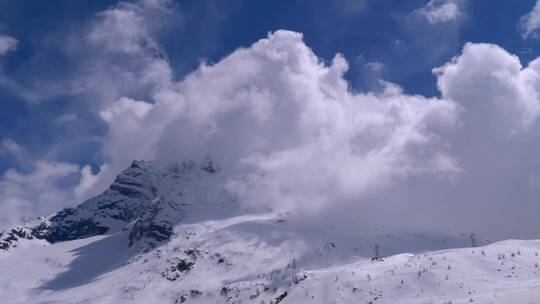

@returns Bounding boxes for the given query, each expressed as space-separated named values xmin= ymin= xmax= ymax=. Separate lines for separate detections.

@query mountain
xmin=0 ymin=159 xmax=231 ymax=252
xmin=2 ymin=160 xmax=540 ymax=303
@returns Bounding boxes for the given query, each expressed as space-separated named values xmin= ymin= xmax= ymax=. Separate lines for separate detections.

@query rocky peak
xmin=0 ymin=158 xmax=224 ymax=252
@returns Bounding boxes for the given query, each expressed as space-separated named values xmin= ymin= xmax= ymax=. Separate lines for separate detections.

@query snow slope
xmin=2 ymin=161 xmax=540 ymax=304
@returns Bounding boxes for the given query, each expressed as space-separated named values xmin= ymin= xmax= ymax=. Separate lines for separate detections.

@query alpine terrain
xmin=2 ymin=160 xmax=540 ymax=304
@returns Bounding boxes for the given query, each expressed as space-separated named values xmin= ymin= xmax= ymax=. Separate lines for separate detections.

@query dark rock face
xmin=27 ymin=209 xmax=109 ymax=243
xmin=175 ymin=259 xmax=195 ymax=272
xmin=162 ymin=257 xmax=195 ymax=281
xmin=40 ymin=219 xmax=110 ymax=243
xmin=0 ymin=159 xmax=220 ymax=252
xmin=200 ymin=158 xmax=219 ymax=174
xmin=129 ymin=222 xmax=172 ymax=248
xmin=0 ymin=227 xmax=34 ymax=250
xmin=274 ymin=291 xmax=288 ymax=303
xmin=128 ymin=199 xmax=181 ymax=248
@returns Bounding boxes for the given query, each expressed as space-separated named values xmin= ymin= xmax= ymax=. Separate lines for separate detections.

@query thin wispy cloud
xmin=0 ymin=34 xmax=17 ymax=55
xmin=414 ymin=0 xmax=466 ymax=24
xmin=519 ymin=0 xmax=540 ymax=39
xmin=0 ymin=138 xmax=80 ymax=228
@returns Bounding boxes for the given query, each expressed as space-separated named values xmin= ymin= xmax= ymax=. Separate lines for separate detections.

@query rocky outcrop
xmin=1 ymin=158 xmax=220 ymax=252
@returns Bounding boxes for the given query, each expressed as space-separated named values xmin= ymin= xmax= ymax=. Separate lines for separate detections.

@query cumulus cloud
xmin=6 ymin=11 xmax=540 ymax=239
xmin=435 ymin=43 xmax=540 ymax=135
xmin=78 ymin=28 xmax=540 ymax=239
xmin=89 ymin=30 xmax=460 ymax=221
xmin=519 ymin=0 xmax=540 ymax=39
xmin=7 ymin=0 xmax=540 ymax=240
xmin=0 ymin=34 xmax=17 ymax=55
xmin=415 ymin=0 xmax=465 ymax=24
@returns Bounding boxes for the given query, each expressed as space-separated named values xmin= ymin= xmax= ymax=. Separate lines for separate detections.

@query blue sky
xmin=3 ymin=0 xmax=540 ymax=237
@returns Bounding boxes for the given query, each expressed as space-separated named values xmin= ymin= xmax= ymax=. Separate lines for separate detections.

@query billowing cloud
xmin=87 ymin=30 xmax=461 ymax=223
xmin=79 ymin=28 xmax=540 ymax=239
xmin=415 ymin=0 xmax=465 ymax=24
xmin=6 ymin=1 xmax=540 ymax=241
xmin=519 ymin=0 xmax=540 ymax=39
xmin=435 ymin=43 xmax=540 ymax=135
xmin=0 ymin=34 xmax=17 ymax=55
xmin=74 ymin=164 xmax=113 ymax=203
xmin=130 ymin=34 xmax=452 ymax=209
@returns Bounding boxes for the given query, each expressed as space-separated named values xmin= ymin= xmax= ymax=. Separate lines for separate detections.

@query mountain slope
xmin=1 ymin=161 xmax=540 ymax=304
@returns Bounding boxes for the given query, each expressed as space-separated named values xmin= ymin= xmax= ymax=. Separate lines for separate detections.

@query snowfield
xmin=2 ymin=161 xmax=540 ymax=304
xmin=3 ymin=217 xmax=540 ymax=303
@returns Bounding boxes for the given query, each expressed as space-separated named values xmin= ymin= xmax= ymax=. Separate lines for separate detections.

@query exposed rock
xmin=1 ymin=158 xmax=223 ymax=252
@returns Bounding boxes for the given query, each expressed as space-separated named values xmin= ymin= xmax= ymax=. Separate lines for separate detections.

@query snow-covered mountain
xmin=0 ymin=159 xmax=232 ymax=252
xmin=2 ymin=160 xmax=540 ymax=304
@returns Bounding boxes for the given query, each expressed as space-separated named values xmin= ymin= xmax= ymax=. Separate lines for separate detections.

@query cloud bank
xmin=79 ymin=1 xmax=540 ymax=238
xmin=98 ymin=30 xmax=460 ymax=213
xmin=5 ymin=0 xmax=540 ymax=240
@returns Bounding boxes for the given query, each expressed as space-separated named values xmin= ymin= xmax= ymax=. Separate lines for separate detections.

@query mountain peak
xmin=0 ymin=158 xmax=228 ymax=252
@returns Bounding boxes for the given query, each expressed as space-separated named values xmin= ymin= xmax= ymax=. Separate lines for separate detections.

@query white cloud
xmin=415 ymin=0 xmax=464 ymax=24
xmin=0 ymin=0 xmax=182 ymax=218
xmin=0 ymin=35 xmax=37 ymax=104
xmin=88 ymin=2 xmax=159 ymax=55
xmin=0 ymin=0 xmax=182 ymax=106
xmin=74 ymin=164 xmax=114 ymax=203
xmin=434 ymin=43 xmax=540 ymax=135
xmin=0 ymin=161 xmax=79 ymax=228
xmin=0 ymin=34 xmax=17 ymax=55
xmin=519 ymin=0 xmax=540 ymax=39
xmin=55 ymin=113 xmax=79 ymax=125
xmin=6 ymin=0 xmax=540 ymax=239
xmin=81 ymin=29 xmax=540 ymax=238
xmin=93 ymin=30 xmax=461 ymax=217
xmin=72 ymin=0 xmax=176 ymax=110
xmin=6 ymin=18 xmax=540 ymax=238
xmin=99 ymin=97 xmax=156 ymax=169
xmin=0 ymin=138 xmax=27 ymax=164
xmin=0 ymin=140 xmax=86 ymax=227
